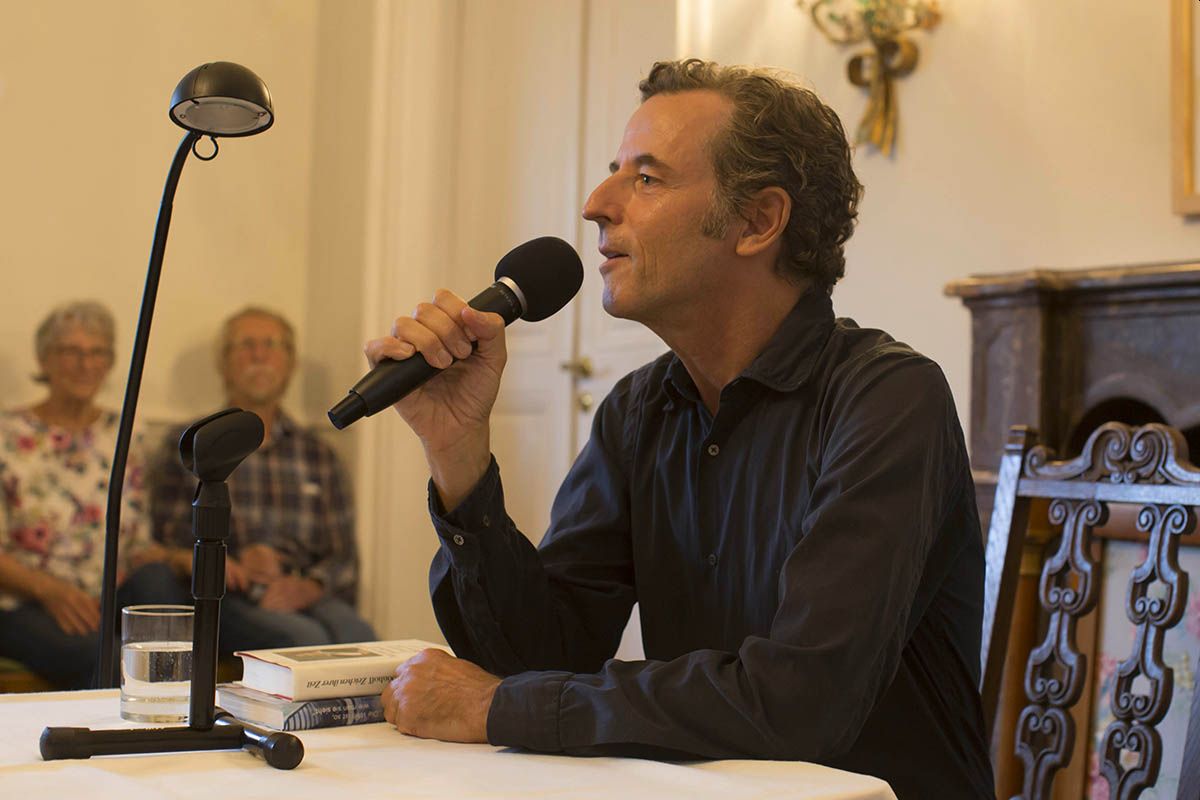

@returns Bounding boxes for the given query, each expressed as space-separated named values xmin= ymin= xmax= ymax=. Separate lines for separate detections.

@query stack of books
xmin=217 ymin=639 xmax=449 ymax=731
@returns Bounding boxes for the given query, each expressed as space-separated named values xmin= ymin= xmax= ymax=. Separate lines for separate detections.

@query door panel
xmin=574 ymin=0 xmax=678 ymax=660
xmin=451 ymin=0 xmax=588 ymax=543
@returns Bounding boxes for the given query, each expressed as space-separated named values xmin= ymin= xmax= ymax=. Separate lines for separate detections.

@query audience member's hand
xmin=129 ymin=543 xmax=168 ymax=568
xmin=35 ymin=576 xmax=101 ymax=636
xmin=165 ymin=547 xmax=193 ymax=577
xmin=382 ymin=648 xmax=498 ymax=743
xmin=225 ymin=557 xmax=250 ymax=593
xmin=258 ymin=575 xmax=322 ymax=612
xmin=126 ymin=544 xmax=193 ymax=577
xmin=239 ymin=544 xmax=284 ymax=584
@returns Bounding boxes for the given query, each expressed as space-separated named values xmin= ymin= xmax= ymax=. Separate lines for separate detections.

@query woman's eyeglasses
xmin=53 ymin=346 xmax=114 ymax=363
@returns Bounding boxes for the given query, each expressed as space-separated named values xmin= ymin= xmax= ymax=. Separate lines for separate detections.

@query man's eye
xmin=638 ymin=174 xmax=654 ymax=185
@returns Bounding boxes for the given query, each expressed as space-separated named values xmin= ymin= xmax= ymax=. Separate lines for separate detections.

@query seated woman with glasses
xmin=0 ymin=300 xmax=189 ymax=688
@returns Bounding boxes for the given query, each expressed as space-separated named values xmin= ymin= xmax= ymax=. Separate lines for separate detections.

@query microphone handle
xmin=327 ymin=280 xmax=524 ymax=429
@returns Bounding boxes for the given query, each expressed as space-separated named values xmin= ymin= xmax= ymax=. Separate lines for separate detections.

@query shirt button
xmin=706 ymin=444 xmax=720 ymax=457
xmin=707 ymin=553 xmax=718 ymax=566
xmin=452 ymin=534 xmax=465 ymax=546
xmin=482 ymin=515 xmax=491 ymax=527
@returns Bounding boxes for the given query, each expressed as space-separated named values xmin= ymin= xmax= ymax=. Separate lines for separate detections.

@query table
xmin=0 ymin=691 xmax=897 ymax=799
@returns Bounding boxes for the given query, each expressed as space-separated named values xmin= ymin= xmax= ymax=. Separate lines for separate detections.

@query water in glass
xmin=120 ymin=640 xmax=192 ymax=722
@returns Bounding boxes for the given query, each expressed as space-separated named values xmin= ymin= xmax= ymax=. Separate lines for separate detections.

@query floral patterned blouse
xmin=0 ymin=409 xmax=153 ymax=611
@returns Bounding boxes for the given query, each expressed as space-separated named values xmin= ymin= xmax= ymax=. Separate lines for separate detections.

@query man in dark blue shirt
xmin=366 ymin=59 xmax=994 ymax=798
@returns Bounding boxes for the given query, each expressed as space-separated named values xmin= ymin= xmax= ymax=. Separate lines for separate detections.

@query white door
xmin=573 ymin=0 xmax=677 ymax=450
xmin=357 ymin=0 xmax=676 ymax=651
xmin=567 ymin=0 xmax=678 ymax=660
xmin=450 ymin=0 xmax=590 ymax=546
xmin=473 ymin=0 xmax=677 ymax=553
xmin=466 ymin=0 xmax=677 ymax=659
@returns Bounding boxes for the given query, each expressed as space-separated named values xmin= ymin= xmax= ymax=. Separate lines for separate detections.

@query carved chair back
xmin=980 ymin=422 xmax=1200 ymax=800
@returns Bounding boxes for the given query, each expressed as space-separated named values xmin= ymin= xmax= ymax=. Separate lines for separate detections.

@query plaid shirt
xmin=150 ymin=411 xmax=359 ymax=603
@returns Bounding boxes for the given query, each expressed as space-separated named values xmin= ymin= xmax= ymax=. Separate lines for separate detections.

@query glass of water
xmin=120 ymin=604 xmax=194 ymax=723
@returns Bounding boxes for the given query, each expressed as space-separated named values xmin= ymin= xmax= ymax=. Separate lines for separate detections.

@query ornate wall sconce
xmin=801 ymin=1 xmax=940 ymax=156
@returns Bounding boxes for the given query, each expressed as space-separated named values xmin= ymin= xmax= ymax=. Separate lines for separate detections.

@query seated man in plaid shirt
xmin=151 ymin=306 xmax=375 ymax=652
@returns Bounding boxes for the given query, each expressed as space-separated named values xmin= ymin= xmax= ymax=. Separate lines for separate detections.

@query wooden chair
xmin=980 ymin=422 xmax=1200 ymax=799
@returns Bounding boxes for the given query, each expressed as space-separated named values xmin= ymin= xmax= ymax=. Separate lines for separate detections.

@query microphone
xmin=328 ymin=236 xmax=584 ymax=430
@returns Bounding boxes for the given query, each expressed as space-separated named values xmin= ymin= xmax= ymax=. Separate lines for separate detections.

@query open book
xmin=235 ymin=639 xmax=451 ymax=701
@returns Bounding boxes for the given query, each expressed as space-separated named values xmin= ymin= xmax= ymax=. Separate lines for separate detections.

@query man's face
xmin=582 ymin=89 xmax=737 ymax=326
xmin=221 ymin=315 xmax=294 ymax=407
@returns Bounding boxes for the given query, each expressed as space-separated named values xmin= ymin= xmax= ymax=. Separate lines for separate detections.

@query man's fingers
xmin=258 ymin=579 xmax=304 ymax=612
xmin=364 ymin=337 xmax=416 ymax=369
xmin=382 ymin=681 xmax=397 ymax=725
xmin=226 ymin=560 xmax=247 ymax=592
xmin=259 ymin=583 xmax=283 ymax=609
xmin=461 ymin=306 xmax=505 ymax=338
xmin=416 ymin=647 xmax=449 ymax=664
xmin=461 ymin=308 xmax=507 ymax=359
xmin=398 ymin=307 xmax=467 ymax=369
xmin=365 ymin=288 xmax=504 ymax=374
xmin=374 ymin=289 xmax=477 ymax=370
xmin=242 ymin=544 xmax=283 ymax=578
xmin=431 ymin=288 xmax=471 ymax=329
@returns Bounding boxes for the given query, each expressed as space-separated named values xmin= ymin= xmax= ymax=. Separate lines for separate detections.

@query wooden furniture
xmin=944 ymin=262 xmax=1200 ymax=536
xmin=1 ymin=690 xmax=898 ymax=800
xmin=982 ymin=421 xmax=1200 ymax=799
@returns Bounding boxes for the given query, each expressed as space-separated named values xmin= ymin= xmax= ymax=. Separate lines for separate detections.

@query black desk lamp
xmin=38 ymin=62 xmax=302 ymax=769
xmin=97 ymin=61 xmax=273 ymax=689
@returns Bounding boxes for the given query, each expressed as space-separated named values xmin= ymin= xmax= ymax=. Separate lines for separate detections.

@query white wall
xmin=301 ymin=0 xmax=376 ymax=468
xmin=349 ymin=0 xmax=598 ymax=643
xmin=0 ymin=0 xmax=380 ymax=617
xmin=0 ymin=0 xmax=322 ymax=425
xmin=680 ymin=0 xmax=1200 ymax=443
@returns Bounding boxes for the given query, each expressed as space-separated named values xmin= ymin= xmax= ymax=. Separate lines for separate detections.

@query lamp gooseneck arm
xmin=95 ymin=130 xmax=202 ymax=689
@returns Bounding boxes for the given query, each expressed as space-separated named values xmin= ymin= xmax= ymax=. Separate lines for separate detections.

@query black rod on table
xmin=96 ymin=130 xmax=202 ymax=688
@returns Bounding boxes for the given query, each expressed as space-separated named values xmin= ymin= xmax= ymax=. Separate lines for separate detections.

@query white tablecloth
xmin=0 ymin=690 xmax=896 ymax=799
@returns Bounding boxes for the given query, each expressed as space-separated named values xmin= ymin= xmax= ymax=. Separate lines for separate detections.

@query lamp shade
xmin=169 ymin=62 xmax=273 ymax=137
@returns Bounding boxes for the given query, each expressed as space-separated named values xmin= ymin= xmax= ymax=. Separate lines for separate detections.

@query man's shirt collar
xmin=259 ymin=407 xmax=297 ymax=450
xmin=662 ymin=288 xmax=836 ymax=406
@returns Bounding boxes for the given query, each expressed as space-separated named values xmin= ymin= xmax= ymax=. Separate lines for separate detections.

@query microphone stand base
xmin=40 ymin=711 xmax=304 ymax=770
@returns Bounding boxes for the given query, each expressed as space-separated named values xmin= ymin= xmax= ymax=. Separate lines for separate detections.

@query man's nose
xmin=582 ymin=174 xmax=622 ymax=225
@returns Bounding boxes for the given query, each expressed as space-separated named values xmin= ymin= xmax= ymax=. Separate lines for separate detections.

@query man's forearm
xmin=424 ymin=427 xmax=492 ymax=513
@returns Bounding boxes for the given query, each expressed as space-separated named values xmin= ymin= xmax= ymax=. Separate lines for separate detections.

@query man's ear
xmin=733 ymin=186 xmax=790 ymax=258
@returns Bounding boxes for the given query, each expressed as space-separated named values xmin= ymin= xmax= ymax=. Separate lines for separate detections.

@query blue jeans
xmin=219 ymin=594 xmax=376 ymax=653
xmin=0 ymin=562 xmax=192 ymax=689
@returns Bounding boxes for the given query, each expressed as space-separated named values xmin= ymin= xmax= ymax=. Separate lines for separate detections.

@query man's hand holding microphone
xmin=333 ymin=236 xmax=583 ymax=744
xmin=363 ymin=292 xmax=506 ymax=513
